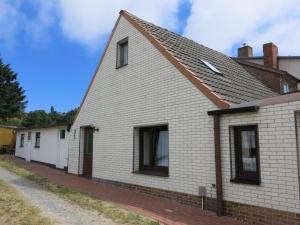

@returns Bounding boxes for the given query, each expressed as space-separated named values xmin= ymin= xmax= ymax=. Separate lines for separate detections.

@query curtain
xmin=241 ymin=130 xmax=256 ymax=171
xmin=143 ymin=131 xmax=150 ymax=165
xmin=155 ymin=131 xmax=169 ymax=167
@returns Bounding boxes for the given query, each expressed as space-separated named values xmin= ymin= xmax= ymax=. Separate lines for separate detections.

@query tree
xmin=21 ymin=107 xmax=78 ymax=127
xmin=63 ymin=108 xmax=78 ymax=124
xmin=48 ymin=106 xmax=65 ymax=125
xmin=21 ymin=110 xmax=50 ymax=127
xmin=0 ymin=57 xmax=27 ymax=120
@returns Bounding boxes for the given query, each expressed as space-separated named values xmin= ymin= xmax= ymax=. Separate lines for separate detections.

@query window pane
xmin=36 ymin=132 xmax=40 ymax=147
xmin=155 ymin=130 xmax=169 ymax=167
xmin=60 ymin=130 xmax=65 ymax=139
xmin=241 ymin=130 xmax=256 ymax=172
xmin=120 ymin=45 xmax=124 ymax=66
xmin=20 ymin=134 xmax=24 ymax=147
xmin=117 ymin=40 xmax=128 ymax=67
xmin=84 ymin=129 xmax=93 ymax=154
xmin=143 ymin=131 xmax=150 ymax=166
xmin=123 ymin=43 xmax=128 ymax=65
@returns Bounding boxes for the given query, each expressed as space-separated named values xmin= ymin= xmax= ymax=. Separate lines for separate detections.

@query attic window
xmin=116 ymin=38 xmax=128 ymax=68
xmin=200 ymin=59 xmax=222 ymax=75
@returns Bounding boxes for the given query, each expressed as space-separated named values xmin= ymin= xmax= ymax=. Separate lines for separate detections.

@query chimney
xmin=263 ymin=42 xmax=278 ymax=69
xmin=238 ymin=44 xmax=253 ymax=58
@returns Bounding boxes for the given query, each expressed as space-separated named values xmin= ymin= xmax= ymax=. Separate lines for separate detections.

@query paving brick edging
xmin=93 ymin=177 xmax=217 ymax=211
xmin=94 ymin=177 xmax=300 ymax=225
xmin=225 ymin=201 xmax=300 ymax=225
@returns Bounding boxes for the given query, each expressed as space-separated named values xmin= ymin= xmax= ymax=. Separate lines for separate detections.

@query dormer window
xmin=116 ymin=38 xmax=128 ymax=68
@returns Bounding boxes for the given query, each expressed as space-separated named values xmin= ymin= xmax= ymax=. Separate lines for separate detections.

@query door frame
xmin=78 ymin=126 xmax=94 ymax=178
xmin=294 ymin=111 xmax=300 ymax=202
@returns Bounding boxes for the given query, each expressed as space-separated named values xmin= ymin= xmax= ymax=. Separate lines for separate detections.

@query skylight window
xmin=200 ymin=59 xmax=222 ymax=75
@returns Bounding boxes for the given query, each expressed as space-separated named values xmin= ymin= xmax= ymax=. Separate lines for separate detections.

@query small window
xmin=20 ymin=134 xmax=25 ymax=147
xmin=283 ymin=83 xmax=289 ymax=93
xmin=35 ymin=132 xmax=40 ymax=148
xmin=116 ymin=38 xmax=128 ymax=68
xmin=138 ymin=125 xmax=169 ymax=175
xmin=230 ymin=125 xmax=260 ymax=184
xmin=200 ymin=59 xmax=222 ymax=74
xmin=60 ymin=130 xmax=66 ymax=139
xmin=28 ymin=131 xmax=31 ymax=140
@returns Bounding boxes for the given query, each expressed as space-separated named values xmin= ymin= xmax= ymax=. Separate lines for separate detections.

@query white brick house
xmin=68 ymin=10 xmax=300 ymax=224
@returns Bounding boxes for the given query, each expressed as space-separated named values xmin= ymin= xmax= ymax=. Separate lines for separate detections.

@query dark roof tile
xmin=127 ymin=12 xmax=279 ymax=104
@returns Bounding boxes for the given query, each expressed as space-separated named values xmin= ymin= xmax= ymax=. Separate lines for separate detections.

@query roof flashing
xmin=200 ymin=59 xmax=222 ymax=75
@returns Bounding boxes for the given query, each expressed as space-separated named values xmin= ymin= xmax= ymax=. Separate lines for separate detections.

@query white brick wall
xmin=221 ymin=102 xmax=300 ymax=213
xmin=68 ymin=16 xmax=218 ymax=198
xmin=68 ymin=15 xmax=300 ymax=214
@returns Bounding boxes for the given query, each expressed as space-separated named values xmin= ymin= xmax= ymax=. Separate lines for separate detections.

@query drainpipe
xmin=213 ymin=115 xmax=223 ymax=216
xmin=207 ymin=106 xmax=260 ymax=217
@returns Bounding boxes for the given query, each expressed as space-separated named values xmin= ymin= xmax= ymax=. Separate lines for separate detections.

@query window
xmin=20 ymin=134 xmax=25 ymax=147
xmin=231 ymin=125 xmax=260 ymax=184
xmin=116 ymin=38 xmax=128 ymax=68
xmin=283 ymin=83 xmax=289 ymax=94
xmin=139 ymin=125 xmax=169 ymax=175
xmin=28 ymin=132 xmax=31 ymax=140
xmin=60 ymin=129 xmax=66 ymax=139
xmin=200 ymin=59 xmax=222 ymax=75
xmin=35 ymin=132 xmax=40 ymax=148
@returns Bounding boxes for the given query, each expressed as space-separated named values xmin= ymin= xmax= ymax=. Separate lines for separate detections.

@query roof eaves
xmin=207 ymin=106 xmax=260 ymax=116
xmin=17 ymin=124 xmax=69 ymax=131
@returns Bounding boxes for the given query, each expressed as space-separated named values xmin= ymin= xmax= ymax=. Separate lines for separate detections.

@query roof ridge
xmin=121 ymin=10 xmax=234 ymax=63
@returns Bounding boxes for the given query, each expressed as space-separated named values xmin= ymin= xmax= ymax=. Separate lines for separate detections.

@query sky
xmin=1 ymin=0 xmax=300 ymax=112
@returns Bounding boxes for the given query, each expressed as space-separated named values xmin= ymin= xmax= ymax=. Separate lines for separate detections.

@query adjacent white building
xmin=15 ymin=124 xmax=69 ymax=169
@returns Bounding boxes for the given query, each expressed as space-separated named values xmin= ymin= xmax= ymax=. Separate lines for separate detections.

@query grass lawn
xmin=0 ymin=157 xmax=160 ymax=225
xmin=0 ymin=179 xmax=53 ymax=225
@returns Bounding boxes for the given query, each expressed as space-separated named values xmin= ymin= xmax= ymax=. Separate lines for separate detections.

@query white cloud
xmin=24 ymin=0 xmax=57 ymax=44
xmin=0 ymin=0 xmax=183 ymax=51
xmin=0 ymin=0 xmax=57 ymax=50
xmin=0 ymin=0 xmax=22 ymax=50
xmin=184 ymin=0 xmax=300 ymax=56
xmin=57 ymin=0 xmax=183 ymax=50
xmin=2 ymin=0 xmax=299 ymax=56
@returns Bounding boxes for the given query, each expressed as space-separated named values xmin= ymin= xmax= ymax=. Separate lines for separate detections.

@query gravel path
xmin=0 ymin=166 xmax=116 ymax=225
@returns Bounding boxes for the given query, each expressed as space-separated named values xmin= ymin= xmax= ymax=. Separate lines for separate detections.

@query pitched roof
xmin=122 ymin=11 xmax=278 ymax=105
xmin=74 ymin=11 xmax=281 ymax=122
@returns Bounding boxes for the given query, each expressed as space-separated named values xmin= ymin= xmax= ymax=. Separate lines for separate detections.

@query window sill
xmin=230 ymin=178 xmax=260 ymax=185
xmin=133 ymin=170 xmax=169 ymax=177
xmin=116 ymin=64 xmax=128 ymax=69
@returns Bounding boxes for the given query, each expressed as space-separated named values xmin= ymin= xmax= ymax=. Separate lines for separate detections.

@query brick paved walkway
xmin=6 ymin=156 xmax=244 ymax=225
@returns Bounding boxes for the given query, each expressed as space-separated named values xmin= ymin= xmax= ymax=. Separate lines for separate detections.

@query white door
xmin=25 ymin=141 xmax=32 ymax=162
xmin=56 ymin=130 xmax=68 ymax=169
